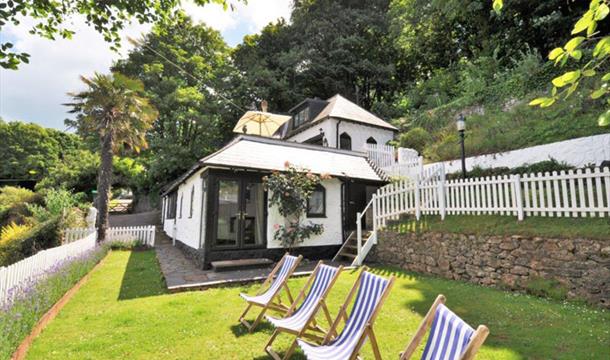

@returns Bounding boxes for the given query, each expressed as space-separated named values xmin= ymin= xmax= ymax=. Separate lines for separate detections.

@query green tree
xmin=0 ymin=121 xmax=83 ymax=181
xmin=65 ymin=73 xmax=157 ymax=240
xmin=113 ymin=13 xmax=237 ymax=188
xmin=0 ymin=0 xmax=230 ymax=69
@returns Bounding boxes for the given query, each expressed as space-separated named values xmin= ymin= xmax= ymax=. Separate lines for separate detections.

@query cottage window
xmin=366 ymin=137 xmax=377 ymax=145
xmin=166 ymin=192 xmax=177 ymax=219
xmin=179 ymin=194 xmax=184 ymax=218
xmin=293 ymin=108 xmax=309 ymax=128
xmin=339 ymin=132 xmax=352 ymax=150
xmin=189 ymin=186 xmax=195 ymax=218
xmin=307 ymin=185 xmax=326 ymax=217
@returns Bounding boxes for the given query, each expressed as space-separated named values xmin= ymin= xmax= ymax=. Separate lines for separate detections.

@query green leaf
xmin=572 ymin=10 xmax=594 ymax=35
xmin=591 ymin=88 xmax=606 ymax=99
xmin=565 ymin=81 xmax=580 ymax=98
xmin=529 ymin=98 xmax=547 ymax=106
xmin=595 ymin=3 xmax=609 ymax=20
xmin=492 ymin=0 xmax=503 ymax=14
xmin=564 ymin=37 xmax=585 ymax=51
xmin=551 ymin=70 xmax=581 ymax=88
xmin=570 ymin=50 xmax=583 ymax=60
xmin=593 ymin=37 xmax=610 ymax=57
xmin=548 ymin=47 xmax=564 ymax=60
xmin=540 ymin=98 xmax=556 ymax=108
xmin=598 ymin=110 xmax=610 ymax=126
xmin=602 ymin=73 xmax=610 ymax=81
xmin=583 ymin=69 xmax=596 ymax=77
xmin=551 ymin=86 xmax=558 ymax=96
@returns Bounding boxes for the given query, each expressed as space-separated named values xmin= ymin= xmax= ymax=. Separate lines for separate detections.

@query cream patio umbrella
xmin=233 ymin=101 xmax=291 ymax=137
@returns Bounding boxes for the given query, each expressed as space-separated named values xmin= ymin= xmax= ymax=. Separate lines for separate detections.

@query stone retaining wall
xmin=368 ymin=231 xmax=610 ymax=308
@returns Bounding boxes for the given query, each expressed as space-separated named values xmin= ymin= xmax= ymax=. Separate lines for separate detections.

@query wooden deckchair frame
xmin=298 ymin=268 xmax=396 ymax=360
xmin=399 ymin=294 xmax=490 ymax=360
xmin=265 ymin=261 xmax=344 ymax=360
xmin=239 ymin=253 xmax=303 ymax=333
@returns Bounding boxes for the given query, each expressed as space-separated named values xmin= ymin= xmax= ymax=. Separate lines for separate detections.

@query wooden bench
xmin=211 ymin=258 xmax=274 ymax=272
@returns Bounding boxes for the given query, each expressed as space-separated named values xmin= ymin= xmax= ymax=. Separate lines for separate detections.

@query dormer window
xmin=293 ymin=108 xmax=309 ymax=128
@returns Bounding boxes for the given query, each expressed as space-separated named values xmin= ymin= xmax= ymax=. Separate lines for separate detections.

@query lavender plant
xmin=0 ymin=245 xmax=108 ymax=360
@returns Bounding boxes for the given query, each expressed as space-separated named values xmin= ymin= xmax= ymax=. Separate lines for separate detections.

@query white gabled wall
xmin=267 ymin=178 xmax=343 ymax=248
xmin=162 ymin=169 xmax=205 ymax=249
xmin=286 ymin=117 xmax=395 ymax=151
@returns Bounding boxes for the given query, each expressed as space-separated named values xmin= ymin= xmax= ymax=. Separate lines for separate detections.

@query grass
xmin=389 ymin=215 xmax=610 ymax=241
xmin=24 ymin=251 xmax=610 ymax=360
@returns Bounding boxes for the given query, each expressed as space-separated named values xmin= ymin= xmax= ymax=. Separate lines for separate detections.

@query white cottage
xmin=160 ymin=94 xmax=397 ymax=268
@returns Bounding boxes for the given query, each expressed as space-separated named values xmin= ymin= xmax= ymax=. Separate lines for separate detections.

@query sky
xmin=0 ymin=0 xmax=292 ymax=130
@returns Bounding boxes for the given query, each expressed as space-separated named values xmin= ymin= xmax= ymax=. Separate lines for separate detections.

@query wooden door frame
xmin=206 ymin=170 xmax=268 ymax=252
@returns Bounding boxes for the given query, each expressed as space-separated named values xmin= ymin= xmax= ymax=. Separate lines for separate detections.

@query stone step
xmin=211 ymin=258 xmax=274 ymax=272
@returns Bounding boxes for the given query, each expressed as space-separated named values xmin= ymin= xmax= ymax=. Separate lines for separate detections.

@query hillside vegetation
xmin=392 ymin=51 xmax=610 ymax=162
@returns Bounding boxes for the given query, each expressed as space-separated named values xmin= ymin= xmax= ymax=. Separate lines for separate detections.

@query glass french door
xmin=213 ymin=177 xmax=265 ymax=249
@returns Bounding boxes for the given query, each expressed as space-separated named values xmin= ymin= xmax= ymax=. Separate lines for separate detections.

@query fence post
xmin=415 ymin=176 xmax=421 ymax=221
xmin=372 ymin=194 xmax=378 ymax=231
xmin=439 ymin=170 xmax=446 ymax=220
xmin=356 ymin=213 xmax=362 ymax=259
xmin=513 ymin=174 xmax=524 ymax=221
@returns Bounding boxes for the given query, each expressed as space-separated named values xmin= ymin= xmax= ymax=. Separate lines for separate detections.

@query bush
xmin=398 ymin=127 xmax=433 ymax=154
xmin=0 ymin=245 xmax=108 ymax=360
xmin=446 ymin=159 xmax=576 ymax=180
xmin=0 ymin=187 xmax=41 ymax=227
xmin=0 ymin=218 xmax=60 ymax=267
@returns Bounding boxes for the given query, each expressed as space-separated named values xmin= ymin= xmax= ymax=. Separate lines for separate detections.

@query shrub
xmin=0 ymin=222 xmax=32 ymax=245
xmin=446 ymin=159 xmax=576 ymax=180
xmin=107 ymin=239 xmax=147 ymax=250
xmin=0 ymin=245 xmax=108 ymax=360
xmin=0 ymin=218 xmax=60 ymax=267
xmin=0 ymin=187 xmax=41 ymax=227
xmin=398 ymin=127 xmax=433 ymax=154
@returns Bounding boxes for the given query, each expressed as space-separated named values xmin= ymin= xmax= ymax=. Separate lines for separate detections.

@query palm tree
xmin=65 ymin=72 xmax=157 ymax=241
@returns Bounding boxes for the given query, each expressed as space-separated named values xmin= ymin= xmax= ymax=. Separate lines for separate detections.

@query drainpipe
xmin=335 ymin=119 xmax=342 ymax=149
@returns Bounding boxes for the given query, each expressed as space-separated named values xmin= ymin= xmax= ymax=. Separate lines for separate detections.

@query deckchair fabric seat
xmin=266 ymin=264 xmax=338 ymax=332
xmin=240 ymin=255 xmax=299 ymax=305
xmin=297 ymin=271 xmax=393 ymax=360
xmin=420 ymin=304 xmax=475 ymax=360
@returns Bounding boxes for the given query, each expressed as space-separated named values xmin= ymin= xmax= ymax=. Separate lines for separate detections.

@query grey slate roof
xmin=161 ymin=135 xmax=386 ymax=195
xmin=311 ymin=94 xmax=398 ymax=131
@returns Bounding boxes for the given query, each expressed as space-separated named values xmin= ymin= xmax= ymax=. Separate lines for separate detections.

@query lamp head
xmin=456 ymin=114 xmax=466 ymax=132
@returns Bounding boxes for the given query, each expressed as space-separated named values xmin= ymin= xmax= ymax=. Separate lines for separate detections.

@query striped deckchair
xmin=265 ymin=262 xmax=343 ymax=360
xmin=297 ymin=269 xmax=395 ymax=360
xmin=239 ymin=253 xmax=303 ymax=332
xmin=400 ymin=295 xmax=489 ymax=360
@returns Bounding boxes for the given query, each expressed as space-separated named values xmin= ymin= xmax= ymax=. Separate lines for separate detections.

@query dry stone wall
xmin=368 ymin=231 xmax=610 ymax=308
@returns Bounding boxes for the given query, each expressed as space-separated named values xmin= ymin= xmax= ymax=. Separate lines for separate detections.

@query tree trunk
xmin=96 ymin=131 xmax=114 ymax=242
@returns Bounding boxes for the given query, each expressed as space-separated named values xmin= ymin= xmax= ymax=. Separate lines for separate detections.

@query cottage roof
xmin=161 ymin=135 xmax=386 ymax=195
xmin=311 ymin=94 xmax=398 ymax=131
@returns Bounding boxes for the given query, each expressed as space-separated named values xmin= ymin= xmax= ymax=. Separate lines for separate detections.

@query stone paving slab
xmin=154 ymin=231 xmax=352 ymax=292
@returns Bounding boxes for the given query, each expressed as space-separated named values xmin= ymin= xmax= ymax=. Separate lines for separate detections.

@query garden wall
xmin=368 ymin=230 xmax=610 ymax=308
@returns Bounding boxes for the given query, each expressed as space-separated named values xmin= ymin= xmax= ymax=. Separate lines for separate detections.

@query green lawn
xmin=389 ymin=215 xmax=610 ymax=240
xmin=26 ymin=251 xmax=610 ymax=360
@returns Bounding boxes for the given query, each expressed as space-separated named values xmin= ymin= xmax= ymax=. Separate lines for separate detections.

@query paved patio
xmin=154 ymin=230 xmax=352 ymax=292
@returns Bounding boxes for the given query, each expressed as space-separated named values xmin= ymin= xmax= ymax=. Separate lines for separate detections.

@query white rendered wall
xmin=286 ymin=117 xmax=395 ymax=151
xmin=267 ymin=178 xmax=343 ymax=249
xmin=162 ymin=169 xmax=204 ymax=249
xmin=337 ymin=121 xmax=395 ymax=152
xmin=425 ymin=134 xmax=610 ymax=174
xmin=287 ymin=118 xmax=338 ymax=146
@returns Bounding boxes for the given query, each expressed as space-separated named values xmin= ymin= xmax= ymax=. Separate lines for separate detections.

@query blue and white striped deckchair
xmin=265 ymin=262 xmax=343 ymax=360
xmin=239 ymin=253 xmax=303 ymax=332
xmin=297 ymin=270 xmax=396 ymax=360
xmin=400 ymin=295 xmax=489 ymax=360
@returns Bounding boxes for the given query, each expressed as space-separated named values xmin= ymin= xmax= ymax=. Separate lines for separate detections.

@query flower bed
xmin=0 ymin=245 xmax=109 ymax=360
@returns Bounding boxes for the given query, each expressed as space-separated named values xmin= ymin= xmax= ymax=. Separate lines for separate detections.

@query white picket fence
xmin=106 ymin=225 xmax=156 ymax=246
xmin=374 ymin=167 xmax=610 ymax=227
xmin=366 ymin=143 xmax=424 ymax=179
xmin=0 ymin=232 xmax=97 ymax=305
xmin=64 ymin=227 xmax=96 ymax=243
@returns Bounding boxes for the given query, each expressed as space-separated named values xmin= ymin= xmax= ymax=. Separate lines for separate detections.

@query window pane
xmin=308 ymin=190 xmax=324 ymax=215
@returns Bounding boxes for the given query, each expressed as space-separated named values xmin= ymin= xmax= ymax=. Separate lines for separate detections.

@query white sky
xmin=0 ymin=0 xmax=292 ymax=130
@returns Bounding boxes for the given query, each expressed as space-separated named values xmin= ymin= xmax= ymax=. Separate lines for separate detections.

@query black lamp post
xmin=456 ymin=114 xmax=467 ymax=179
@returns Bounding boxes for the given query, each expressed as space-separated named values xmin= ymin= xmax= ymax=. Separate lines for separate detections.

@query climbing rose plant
xmin=263 ymin=162 xmax=329 ymax=251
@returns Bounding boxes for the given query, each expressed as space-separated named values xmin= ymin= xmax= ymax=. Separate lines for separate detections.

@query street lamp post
xmin=456 ymin=114 xmax=467 ymax=179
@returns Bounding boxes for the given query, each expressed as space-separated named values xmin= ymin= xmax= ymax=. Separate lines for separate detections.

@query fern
xmin=0 ymin=222 xmax=32 ymax=245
